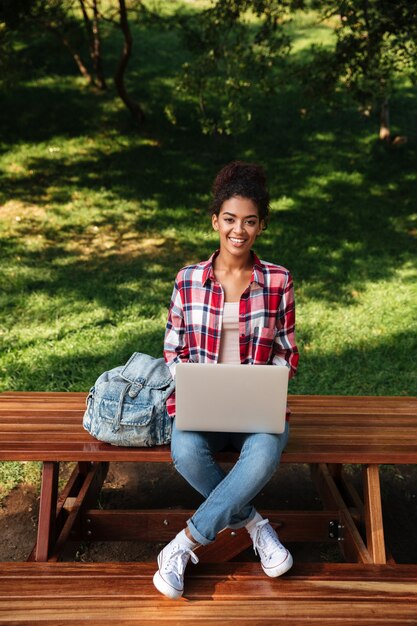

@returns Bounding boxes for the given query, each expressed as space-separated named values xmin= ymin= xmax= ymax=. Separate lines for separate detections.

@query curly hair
xmin=210 ymin=161 xmax=270 ymax=229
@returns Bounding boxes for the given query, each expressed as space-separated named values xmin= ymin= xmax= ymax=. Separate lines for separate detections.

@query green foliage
xmin=176 ymin=0 xmax=294 ymax=135
xmin=306 ymin=1 xmax=417 ymax=113
xmin=0 ymin=462 xmax=41 ymax=503
xmin=0 ymin=0 xmax=85 ymax=87
xmin=0 ymin=0 xmax=74 ymax=31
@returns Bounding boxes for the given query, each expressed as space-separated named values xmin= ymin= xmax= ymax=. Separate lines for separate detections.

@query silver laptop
xmin=175 ymin=363 xmax=289 ymax=434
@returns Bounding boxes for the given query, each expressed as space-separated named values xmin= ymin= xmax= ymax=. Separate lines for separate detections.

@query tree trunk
xmin=92 ymin=0 xmax=106 ymax=90
xmin=114 ymin=0 xmax=145 ymax=124
xmin=379 ymin=98 xmax=390 ymax=141
xmin=47 ymin=24 xmax=95 ymax=86
xmin=78 ymin=0 xmax=106 ymax=90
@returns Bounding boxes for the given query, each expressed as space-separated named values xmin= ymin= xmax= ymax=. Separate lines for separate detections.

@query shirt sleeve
xmin=272 ymin=271 xmax=299 ymax=378
xmin=164 ymin=272 xmax=190 ymax=379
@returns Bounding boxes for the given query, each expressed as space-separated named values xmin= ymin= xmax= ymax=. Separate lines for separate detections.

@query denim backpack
xmin=83 ymin=352 xmax=175 ymax=447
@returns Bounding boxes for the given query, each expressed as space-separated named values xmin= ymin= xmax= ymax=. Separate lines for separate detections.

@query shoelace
xmin=162 ymin=544 xmax=199 ymax=580
xmin=252 ymin=519 xmax=285 ymax=559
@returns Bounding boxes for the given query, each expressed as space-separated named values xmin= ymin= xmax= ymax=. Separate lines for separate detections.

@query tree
xmin=175 ymin=0 xmax=299 ymax=135
xmin=308 ymin=0 xmax=417 ymax=142
xmin=0 ymin=0 xmax=99 ymax=87
xmin=0 ymin=0 xmax=145 ymax=124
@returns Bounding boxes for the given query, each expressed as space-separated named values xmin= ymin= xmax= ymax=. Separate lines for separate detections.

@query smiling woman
xmin=152 ymin=161 xmax=299 ymax=600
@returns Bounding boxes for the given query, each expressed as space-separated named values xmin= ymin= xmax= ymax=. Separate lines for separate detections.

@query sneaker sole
xmin=153 ymin=570 xmax=183 ymax=600
xmin=261 ymin=552 xmax=293 ymax=578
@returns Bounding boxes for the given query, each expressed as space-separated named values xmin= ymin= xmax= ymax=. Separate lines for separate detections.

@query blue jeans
xmin=170 ymin=420 xmax=290 ymax=545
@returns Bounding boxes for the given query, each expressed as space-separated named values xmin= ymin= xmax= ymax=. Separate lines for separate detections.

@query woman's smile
xmin=229 ymin=236 xmax=247 ymax=247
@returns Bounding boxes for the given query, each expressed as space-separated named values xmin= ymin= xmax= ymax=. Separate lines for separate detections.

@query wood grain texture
xmin=35 ymin=462 xmax=58 ymax=562
xmin=1 ymin=393 xmax=416 ymax=463
xmin=1 ymin=563 xmax=417 ymax=624
xmin=362 ymin=465 xmax=387 ymax=564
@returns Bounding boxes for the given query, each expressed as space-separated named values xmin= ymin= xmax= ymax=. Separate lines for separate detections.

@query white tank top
xmin=218 ymin=302 xmax=240 ymax=364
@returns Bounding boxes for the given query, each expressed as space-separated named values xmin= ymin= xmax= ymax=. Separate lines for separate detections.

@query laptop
xmin=175 ymin=363 xmax=289 ymax=434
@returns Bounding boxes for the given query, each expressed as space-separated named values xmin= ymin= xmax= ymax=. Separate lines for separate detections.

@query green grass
xmin=1 ymin=4 xmax=416 ymax=495
xmin=0 ymin=462 xmax=41 ymax=503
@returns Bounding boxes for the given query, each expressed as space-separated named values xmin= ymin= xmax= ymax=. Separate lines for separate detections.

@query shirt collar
xmin=202 ymin=249 xmax=265 ymax=288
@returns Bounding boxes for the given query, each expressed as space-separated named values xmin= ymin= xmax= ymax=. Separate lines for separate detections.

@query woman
xmin=153 ymin=161 xmax=299 ymax=599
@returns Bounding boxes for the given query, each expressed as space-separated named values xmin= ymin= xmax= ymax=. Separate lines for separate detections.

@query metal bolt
xmin=230 ymin=531 xmax=236 ymax=536
xmin=163 ymin=519 xmax=169 ymax=526
xmin=86 ymin=530 xmax=92 ymax=537
xmin=86 ymin=518 xmax=91 ymax=525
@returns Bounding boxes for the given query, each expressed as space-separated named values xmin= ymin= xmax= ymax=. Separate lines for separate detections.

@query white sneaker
xmin=153 ymin=540 xmax=199 ymax=599
xmin=251 ymin=519 xmax=293 ymax=577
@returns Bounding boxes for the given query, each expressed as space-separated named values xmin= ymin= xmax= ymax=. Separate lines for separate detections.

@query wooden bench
xmin=2 ymin=562 xmax=417 ymax=624
xmin=1 ymin=391 xmax=417 ymax=624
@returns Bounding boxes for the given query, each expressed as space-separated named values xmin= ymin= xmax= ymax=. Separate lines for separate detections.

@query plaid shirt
xmin=164 ymin=250 xmax=299 ymax=418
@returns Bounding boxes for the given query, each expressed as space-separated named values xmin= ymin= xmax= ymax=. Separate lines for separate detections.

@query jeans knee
xmin=239 ymin=432 xmax=287 ymax=481
xmin=252 ymin=449 xmax=280 ymax=482
xmin=171 ymin=446 xmax=191 ymax=474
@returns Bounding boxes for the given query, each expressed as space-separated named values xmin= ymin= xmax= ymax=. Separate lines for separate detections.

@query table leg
xmin=362 ymin=464 xmax=386 ymax=564
xmin=35 ymin=461 xmax=59 ymax=562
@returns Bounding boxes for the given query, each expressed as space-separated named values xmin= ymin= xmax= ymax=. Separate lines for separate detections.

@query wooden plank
xmin=339 ymin=470 xmax=365 ymax=517
xmin=2 ymin=561 xmax=417 ymax=579
xmin=3 ymin=392 xmax=415 ymax=401
xmin=1 ymin=394 xmax=416 ymax=414
xmin=3 ymin=426 xmax=417 ymax=442
xmin=2 ymin=409 xmax=416 ymax=419
xmin=362 ymin=465 xmax=387 ymax=564
xmin=79 ymin=510 xmax=339 ymax=544
xmin=35 ymin=462 xmax=59 ymax=562
xmin=2 ymin=431 xmax=417 ymax=446
xmin=1 ymin=562 xmax=417 ymax=596
xmin=1 ymin=403 xmax=416 ymax=417
xmin=1 ymin=599 xmax=417 ymax=624
xmin=2 ymin=575 xmax=417 ymax=600
xmin=3 ymin=443 xmax=417 ymax=463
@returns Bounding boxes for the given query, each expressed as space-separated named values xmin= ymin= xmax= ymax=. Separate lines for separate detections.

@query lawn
xmin=0 ymin=4 xmax=416 ymax=494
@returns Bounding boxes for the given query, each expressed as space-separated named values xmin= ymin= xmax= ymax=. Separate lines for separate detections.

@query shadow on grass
xmin=1 ymin=323 xmax=166 ymax=392
xmin=2 ymin=314 xmax=415 ymax=394
xmin=291 ymin=327 xmax=417 ymax=396
xmin=1 ymin=115 xmax=415 ymax=307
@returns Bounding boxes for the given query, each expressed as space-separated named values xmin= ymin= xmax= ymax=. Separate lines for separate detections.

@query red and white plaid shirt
xmin=164 ymin=250 xmax=299 ymax=418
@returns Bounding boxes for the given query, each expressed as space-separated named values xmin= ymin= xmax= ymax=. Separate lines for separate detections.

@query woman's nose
xmin=233 ymin=221 xmax=244 ymax=233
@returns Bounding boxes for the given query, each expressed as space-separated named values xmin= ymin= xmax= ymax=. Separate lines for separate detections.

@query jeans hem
xmin=187 ymin=519 xmax=212 ymax=546
xmin=227 ymin=506 xmax=257 ymax=530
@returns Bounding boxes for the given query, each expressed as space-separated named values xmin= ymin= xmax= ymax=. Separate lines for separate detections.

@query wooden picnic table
xmin=0 ymin=391 xmax=417 ymax=623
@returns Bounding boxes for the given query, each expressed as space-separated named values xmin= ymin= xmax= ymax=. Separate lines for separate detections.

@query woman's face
xmin=212 ymin=196 xmax=263 ymax=256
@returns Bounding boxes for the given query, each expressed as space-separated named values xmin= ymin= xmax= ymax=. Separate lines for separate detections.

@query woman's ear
xmin=212 ymin=214 xmax=219 ymax=231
